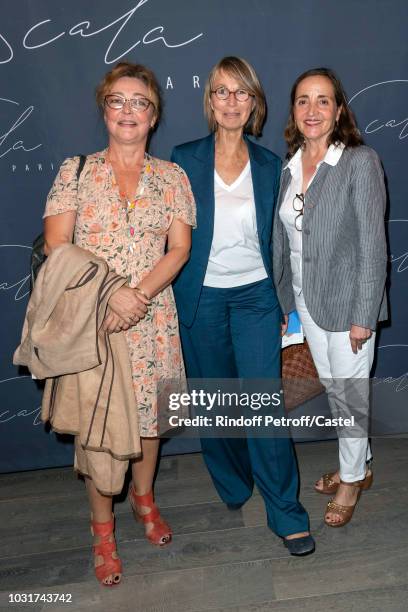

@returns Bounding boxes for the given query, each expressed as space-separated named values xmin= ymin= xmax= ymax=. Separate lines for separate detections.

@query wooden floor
xmin=0 ymin=438 xmax=407 ymax=612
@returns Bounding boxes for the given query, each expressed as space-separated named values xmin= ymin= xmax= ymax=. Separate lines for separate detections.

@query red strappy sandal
xmin=129 ymin=484 xmax=172 ymax=547
xmin=91 ymin=515 xmax=122 ymax=586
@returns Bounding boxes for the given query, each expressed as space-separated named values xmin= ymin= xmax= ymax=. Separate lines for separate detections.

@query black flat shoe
xmin=226 ymin=502 xmax=244 ymax=511
xmin=283 ymin=534 xmax=315 ymax=556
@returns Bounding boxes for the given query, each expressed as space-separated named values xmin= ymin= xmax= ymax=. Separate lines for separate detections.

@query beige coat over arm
xmin=14 ymin=243 xmax=141 ymax=495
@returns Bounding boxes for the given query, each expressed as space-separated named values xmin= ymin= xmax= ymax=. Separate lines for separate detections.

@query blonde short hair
xmin=204 ymin=56 xmax=266 ymax=136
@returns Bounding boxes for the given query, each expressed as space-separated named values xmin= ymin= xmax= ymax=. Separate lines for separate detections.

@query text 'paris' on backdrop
xmin=1 ymin=0 xmax=407 ymax=472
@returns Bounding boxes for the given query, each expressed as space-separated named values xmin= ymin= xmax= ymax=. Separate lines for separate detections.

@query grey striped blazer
xmin=272 ymin=145 xmax=388 ymax=331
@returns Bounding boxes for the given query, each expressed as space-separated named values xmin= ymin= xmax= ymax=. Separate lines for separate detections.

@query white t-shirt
xmin=203 ymin=162 xmax=268 ymax=287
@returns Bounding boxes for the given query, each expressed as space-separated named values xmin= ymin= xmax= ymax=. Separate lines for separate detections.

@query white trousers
xmin=295 ymin=293 xmax=375 ymax=482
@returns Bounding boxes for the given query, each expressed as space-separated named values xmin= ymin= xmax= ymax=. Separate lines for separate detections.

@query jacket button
xmin=303 ymin=229 xmax=310 ymax=235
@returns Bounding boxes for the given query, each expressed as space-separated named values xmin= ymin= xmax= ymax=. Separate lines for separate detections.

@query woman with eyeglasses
xmin=43 ymin=62 xmax=196 ymax=585
xmin=273 ymin=67 xmax=387 ymax=527
xmin=171 ymin=56 xmax=314 ymax=557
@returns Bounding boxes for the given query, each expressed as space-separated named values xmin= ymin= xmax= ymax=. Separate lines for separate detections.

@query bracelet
xmin=135 ymin=286 xmax=151 ymax=301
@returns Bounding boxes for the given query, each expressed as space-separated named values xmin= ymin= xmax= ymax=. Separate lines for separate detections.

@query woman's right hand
xmin=281 ymin=314 xmax=289 ymax=336
xmin=108 ymin=285 xmax=149 ymax=326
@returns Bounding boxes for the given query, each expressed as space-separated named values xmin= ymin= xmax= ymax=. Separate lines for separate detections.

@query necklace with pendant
xmin=121 ymin=157 xmax=151 ymax=215
xmin=115 ymin=156 xmax=153 ymax=265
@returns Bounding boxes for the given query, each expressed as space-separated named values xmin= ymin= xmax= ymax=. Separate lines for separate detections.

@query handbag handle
xmin=30 ymin=155 xmax=87 ymax=288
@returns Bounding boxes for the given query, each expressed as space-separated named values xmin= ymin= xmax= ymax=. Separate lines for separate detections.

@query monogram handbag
xmin=282 ymin=339 xmax=325 ymax=411
xmin=30 ymin=155 xmax=87 ymax=287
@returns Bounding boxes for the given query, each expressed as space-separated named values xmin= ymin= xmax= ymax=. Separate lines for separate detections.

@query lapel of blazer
xmin=277 ymin=155 xmax=331 ymax=213
xmin=277 ymin=166 xmax=292 ymax=211
xmin=304 ymin=162 xmax=331 ymax=208
xmin=192 ymin=134 xmax=215 ymax=253
xmin=246 ymin=136 xmax=269 ymax=239
xmin=272 ymin=166 xmax=291 ymax=266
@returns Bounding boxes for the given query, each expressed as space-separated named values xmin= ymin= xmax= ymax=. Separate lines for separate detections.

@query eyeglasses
xmin=293 ymin=193 xmax=304 ymax=231
xmin=104 ymin=94 xmax=154 ymax=112
xmin=210 ymin=86 xmax=254 ymax=102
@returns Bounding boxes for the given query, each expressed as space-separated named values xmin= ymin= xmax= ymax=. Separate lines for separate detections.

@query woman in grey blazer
xmin=273 ymin=67 xmax=387 ymax=527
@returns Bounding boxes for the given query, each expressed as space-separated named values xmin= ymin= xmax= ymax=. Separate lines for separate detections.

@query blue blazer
xmin=171 ymin=133 xmax=282 ymax=327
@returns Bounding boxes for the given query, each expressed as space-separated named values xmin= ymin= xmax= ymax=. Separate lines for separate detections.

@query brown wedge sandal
xmin=324 ymin=477 xmax=370 ymax=527
xmin=316 ymin=467 xmax=373 ymax=495
xmin=315 ymin=472 xmax=340 ymax=495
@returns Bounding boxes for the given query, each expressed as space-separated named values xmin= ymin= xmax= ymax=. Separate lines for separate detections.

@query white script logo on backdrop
xmin=0 ymin=97 xmax=42 ymax=160
xmin=349 ymin=80 xmax=408 ymax=140
xmin=0 ymin=0 xmax=203 ymax=66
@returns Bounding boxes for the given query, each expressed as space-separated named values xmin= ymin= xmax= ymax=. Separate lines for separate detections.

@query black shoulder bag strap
xmin=30 ymin=155 xmax=87 ymax=288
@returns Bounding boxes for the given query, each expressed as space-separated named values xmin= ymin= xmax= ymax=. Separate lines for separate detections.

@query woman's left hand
xmin=103 ymin=307 xmax=131 ymax=334
xmin=349 ymin=325 xmax=372 ymax=354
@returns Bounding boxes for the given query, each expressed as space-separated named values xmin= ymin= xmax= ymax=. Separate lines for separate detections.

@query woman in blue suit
xmin=171 ymin=57 xmax=314 ymax=556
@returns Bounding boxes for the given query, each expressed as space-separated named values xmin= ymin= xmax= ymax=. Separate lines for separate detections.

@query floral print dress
xmin=44 ymin=149 xmax=196 ymax=436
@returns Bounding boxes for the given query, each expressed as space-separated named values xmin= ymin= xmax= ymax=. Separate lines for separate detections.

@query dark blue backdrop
xmin=1 ymin=0 xmax=407 ymax=472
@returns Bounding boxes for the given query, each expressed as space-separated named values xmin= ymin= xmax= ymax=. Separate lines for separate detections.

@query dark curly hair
xmin=284 ymin=67 xmax=363 ymax=158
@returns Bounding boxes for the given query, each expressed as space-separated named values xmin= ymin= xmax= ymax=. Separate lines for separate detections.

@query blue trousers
xmin=179 ymin=278 xmax=309 ymax=536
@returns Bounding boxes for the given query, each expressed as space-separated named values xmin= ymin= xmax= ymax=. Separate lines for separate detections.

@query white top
xmin=279 ymin=143 xmax=345 ymax=295
xmin=203 ymin=162 xmax=268 ymax=287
